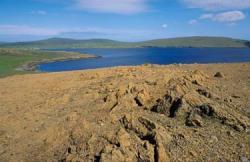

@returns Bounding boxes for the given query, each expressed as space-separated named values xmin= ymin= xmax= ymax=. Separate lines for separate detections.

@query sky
xmin=0 ymin=0 xmax=250 ymax=42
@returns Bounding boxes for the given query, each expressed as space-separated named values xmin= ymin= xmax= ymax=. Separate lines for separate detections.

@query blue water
xmin=38 ymin=48 xmax=250 ymax=72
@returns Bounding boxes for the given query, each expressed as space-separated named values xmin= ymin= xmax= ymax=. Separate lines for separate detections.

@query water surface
xmin=38 ymin=48 xmax=250 ymax=72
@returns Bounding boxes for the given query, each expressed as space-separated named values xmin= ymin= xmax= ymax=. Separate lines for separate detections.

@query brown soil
xmin=0 ymin=63 xmax=249 ymax=162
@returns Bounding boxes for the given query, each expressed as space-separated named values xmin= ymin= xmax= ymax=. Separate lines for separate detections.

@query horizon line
xmin=1 ymin=35 xmax=250 ymax=43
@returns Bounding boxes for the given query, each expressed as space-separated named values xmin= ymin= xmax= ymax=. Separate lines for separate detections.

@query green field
xmin=0 ymin=48 xmax=94 ymax=77
xmin=1 ymin=36 xmax=250 ymax=49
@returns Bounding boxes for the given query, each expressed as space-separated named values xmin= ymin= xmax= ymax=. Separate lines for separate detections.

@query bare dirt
xmin=0 ymin=63 xmax=249 ymax=162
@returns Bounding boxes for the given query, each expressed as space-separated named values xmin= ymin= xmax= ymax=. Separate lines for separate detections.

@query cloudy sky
xmin=0 ymin=0 xmax=250 ymax=42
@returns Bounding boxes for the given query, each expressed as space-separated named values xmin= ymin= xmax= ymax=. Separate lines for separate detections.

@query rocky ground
xmin=0 ymin=63 xmax=249 ymax=162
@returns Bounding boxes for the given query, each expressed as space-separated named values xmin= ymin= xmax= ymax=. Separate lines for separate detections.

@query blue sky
xmin=0 ymin=0 xmax=250 ymax=42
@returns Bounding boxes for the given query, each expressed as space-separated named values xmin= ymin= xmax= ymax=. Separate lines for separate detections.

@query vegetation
xmin=1 ymin=36 xmax=250 ymax=49
xmin=0 ymin=36 xmax=249 ymax=77
xmin=140 ymin=37 xmax=250 ymax=48
xmin=0 ymin=48 xmax=94 ymax=77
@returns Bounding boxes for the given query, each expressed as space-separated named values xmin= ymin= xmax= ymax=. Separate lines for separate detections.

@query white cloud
xmin=199 ymin=11 xmax=246 ymax=23
xmin=188 ymin=19 xmax=198 ymax=25
xmin=74 ymin=0 xmax=148 ymax=14
xmin=162 ymin=24 xmax=168 ymax=28
xmin=183 ymin=0 xmax=250 ymax=11
xmin=212 ymin=11 xmax=245 ymax=22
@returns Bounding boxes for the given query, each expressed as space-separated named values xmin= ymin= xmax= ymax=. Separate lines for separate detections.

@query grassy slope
xmin=141 ymin=37 xmax=250 ymax=48
xmin=0 ymin=38 xmax=131 ymax=49
xmin=0 ymin=48 xmax=94 ymax=77
xmin=1 ymin=37 xmax=250 ymax=49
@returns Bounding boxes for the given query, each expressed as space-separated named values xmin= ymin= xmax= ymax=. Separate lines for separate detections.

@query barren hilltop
xmin=0 ymin=63 xmax=249 ymax=161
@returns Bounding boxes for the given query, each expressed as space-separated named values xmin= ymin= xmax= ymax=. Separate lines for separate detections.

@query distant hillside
xmin=0 ymin=38 xmax=130 ymax=49
xmin=141 ymin=37 xmax=250 ymax=48
xmin=1 ymin=37 xmax=250 ymax=49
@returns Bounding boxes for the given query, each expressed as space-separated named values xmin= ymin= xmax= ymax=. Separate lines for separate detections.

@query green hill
xmin=0 ymin=48 xmax=95 ymax=77
xmin=141 ymin=37 xmax=250 ymax=48
xmin=1 ymin=37 xmax=249 ymax=49
xmin=0 ymin=38 xmax=129 ymax=49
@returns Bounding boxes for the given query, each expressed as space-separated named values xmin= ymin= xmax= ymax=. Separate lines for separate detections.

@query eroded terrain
xmin=0 ymin=63 xmax=249 ymax=162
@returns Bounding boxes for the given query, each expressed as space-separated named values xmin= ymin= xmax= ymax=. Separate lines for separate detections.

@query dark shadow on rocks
xmin=169 ymin=98 xmax=183 ymax=118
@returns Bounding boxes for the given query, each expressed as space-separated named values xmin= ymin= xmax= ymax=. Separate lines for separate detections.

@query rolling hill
xmin=0 ymin=37 xmax=249 ymax=49
xmin=141 ymin=37 xmax=250 ymax=48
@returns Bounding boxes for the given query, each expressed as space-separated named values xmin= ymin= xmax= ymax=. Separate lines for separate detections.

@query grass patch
xmin=0 ymin=48 xmax=94 ymax=78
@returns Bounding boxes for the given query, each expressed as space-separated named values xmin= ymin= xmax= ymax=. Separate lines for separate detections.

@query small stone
xmin=189 ymin=151 xmax=197 ymax=157
xmin=209 ymin=136 xmax=218 ymax=143
xmin=226 ymin=131 xmax=234 ymax=137
xmin=214 ymin=72 xmax=224 ymax=78
xmin=186 ymin=113 xmax=203 ymax=127
xmin=232 ymin=95 xmax=241 ymax=99
xmin=99 ymin=122 xmax=104 ymax=126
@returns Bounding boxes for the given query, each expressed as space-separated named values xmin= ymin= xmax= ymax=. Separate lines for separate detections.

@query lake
xmin=38 ymin=48 xmax=250 ymax=72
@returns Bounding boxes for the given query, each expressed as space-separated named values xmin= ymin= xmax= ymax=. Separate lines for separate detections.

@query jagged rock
xmin=151 ymin=95 xmax=173 ymax=115
xmin=185 ymin=104 xmax=214 ymax=127
xmin=186 ymin=112 xmax=203 ymax=127
xmin=151 ymin=95 xmax=184 ymax=118
xmin=196 ymin=104 xmax=214 ymax=117
xmin=156 ymin=142 xmax=170 ymax=162
xmin=138 ymin=117 xmax=156 ymax=131
xmin=120 ymin=115 xmax=150 ymax=140
xmin=120 ymin=115 xmax=133 ymax=130
xmin=188 ymin=70 xmax=208 ymax=86
xmin=169 ymin=97 xmax=183 ymax=118
xmin=100 ymin=146 xmax=135 ymax=162
xmin=103 ymin=93 xmax=116 ymax=103
xmin=1 ymin=63 xmax=250 ymax=162
xmin=154 ymin=127 xmax=172 ymax=162
xmin=117 ymin=128 xmax=131 ymax=147
xmin=196 ymin=89 xmax=212 ymax=98
xmin=134 ymin=89 xmax=150 ymax=107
